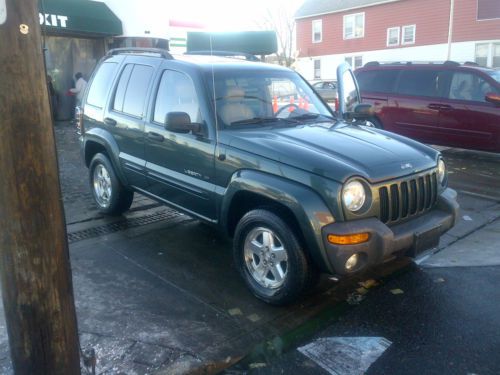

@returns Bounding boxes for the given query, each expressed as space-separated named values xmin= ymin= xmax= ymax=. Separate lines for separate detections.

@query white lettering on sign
xmin=0 ymin=0 xmax=6 ymax=25
xmin=38 ymin=13 xmax=68 ymax=28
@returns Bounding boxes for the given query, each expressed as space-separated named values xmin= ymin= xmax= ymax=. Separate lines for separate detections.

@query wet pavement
xmin=0 ymin=124 xmax=499 ymax=374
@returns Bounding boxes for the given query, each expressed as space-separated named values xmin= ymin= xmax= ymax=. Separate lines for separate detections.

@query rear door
xmin=104 ymin=57 xmax=160 ymax=189
xmin=143 ymin=67 xmax=217 ymax=220
xmin=439 ymin=70 xmax=500 ymax=152
xmin=388 ymin=68 xmax=448 ymax=144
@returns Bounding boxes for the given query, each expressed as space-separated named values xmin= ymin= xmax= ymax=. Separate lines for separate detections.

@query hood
xmin=224 ymin=123 xmax=438 ymax=183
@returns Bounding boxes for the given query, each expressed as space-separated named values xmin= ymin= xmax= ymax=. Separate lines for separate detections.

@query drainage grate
xmin=68 ymin=209 xmax=186 ymax=243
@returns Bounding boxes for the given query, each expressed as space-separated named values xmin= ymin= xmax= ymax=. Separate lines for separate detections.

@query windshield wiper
xmin=230 ymin=117 xmax=298 ymax=127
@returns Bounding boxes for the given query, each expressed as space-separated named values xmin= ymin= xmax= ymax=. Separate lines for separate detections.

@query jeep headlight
xmin=437 ymin=159 xmax=447 ymax=185
xmin=342 ymin=180 xmax=366 ymax=212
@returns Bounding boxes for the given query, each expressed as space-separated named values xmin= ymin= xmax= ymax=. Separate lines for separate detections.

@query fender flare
xmin=220 ymin=170 xmax=336 ymax=273
xmin=82 ymin=128 xmax=128 ymax=186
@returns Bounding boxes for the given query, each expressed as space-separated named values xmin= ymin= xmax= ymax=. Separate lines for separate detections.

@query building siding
xmin=297 ymin=0 xmax=451 ymax=57
xmin=296 ymin=0 xmax=500 ymax=58
xmin=452 ymin=0 xmax=500 ymax=42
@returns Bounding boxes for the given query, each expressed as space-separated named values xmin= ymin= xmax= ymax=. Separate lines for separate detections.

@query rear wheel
xmin=233 ymin=209 xmax=313 ymax=305
xmin=89 ymin=153 xmax=133 ymax=215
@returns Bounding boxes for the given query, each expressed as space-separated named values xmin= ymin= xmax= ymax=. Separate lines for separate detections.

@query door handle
xmin=147 ymin=131 xmax=165 ymax=142
xmin=427 ymin=104 xmax=442 ymax=110
xmin=103 ymin=117 xmax=117 ymax=126
xmin=438 ymin=104 xmax=453 ymax=111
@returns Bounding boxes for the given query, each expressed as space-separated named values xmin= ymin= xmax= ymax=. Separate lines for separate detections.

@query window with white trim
xmin=477 ymin=0 xmax=500 ymax=20
xmin=387 ymin=27 xmax=400 ymax=47
xmin=475 ymin=42 xmax=500 ymax=68
xmin=343 ymin=12 xmax=364 ymax=39
xmin=312 ymin=19 xmax=322 ymax=43
xmin=402 ymin=25 xmax=416 ymax=45
xmin=314 ymin=59 xmax=321 ymax=79
xmin=345 ymin=56 xmax=363 ymax=69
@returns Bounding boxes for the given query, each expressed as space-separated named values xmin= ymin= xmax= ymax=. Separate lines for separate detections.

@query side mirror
xmin=353 ymin=103 xmax=373 ymax=119
xmin=165 ymin=112 xmax=201 ymax=134
xmin=485 ymin=92 xmax=500 ymax=106
xmin=336 ymin=62 xmax=361 ymax=118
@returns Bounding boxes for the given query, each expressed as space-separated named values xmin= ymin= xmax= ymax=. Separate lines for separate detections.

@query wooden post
xmin=0 ymin=0 xmax=81 ymax=374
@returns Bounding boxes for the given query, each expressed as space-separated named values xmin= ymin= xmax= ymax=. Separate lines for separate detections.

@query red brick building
xmin=294 ymin=0 xmax=500 ymax=80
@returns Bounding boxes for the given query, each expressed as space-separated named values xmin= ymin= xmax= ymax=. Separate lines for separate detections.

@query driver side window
xmin=448 ymin=72 xmax=494 ymax=102
xmin=153 ymin=70 xmax=202 ymax=124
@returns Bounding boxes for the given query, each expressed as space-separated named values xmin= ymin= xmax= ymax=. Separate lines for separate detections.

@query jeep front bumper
xmin=322 ymin=188 xmax=459 ymax=275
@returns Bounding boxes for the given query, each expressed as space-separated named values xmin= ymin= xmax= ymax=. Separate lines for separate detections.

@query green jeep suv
xmin=78 ymin=48 xmax=459 ymax=305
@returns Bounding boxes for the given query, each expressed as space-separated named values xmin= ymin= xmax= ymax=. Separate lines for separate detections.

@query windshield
xmin=206 ymin=69 xmax=334 ymax=129
xmin=487 ymin=70 xmax=500 ymax=84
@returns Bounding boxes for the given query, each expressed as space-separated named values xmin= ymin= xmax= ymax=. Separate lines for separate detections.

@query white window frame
xmin=313 ymin=59 xmax=321 ymax=79
xmin=312 ymin=19 xmax=322 ymax=43
xmin=386 ymin=27 xmax=400 ymax=47
xmin=402 ymin=24 xmax=416 ymax=45
xmin=343 ymin=12 xmax=365 ymax=40
xmin=345 ymin=55 xmax=363 ymax=69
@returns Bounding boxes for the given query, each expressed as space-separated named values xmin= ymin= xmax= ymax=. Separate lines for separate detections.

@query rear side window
xmin=356 ymin=70 xmax=399 ymax=93
xmin=113 ymin=64 xmax=154 ymax=117
xmin=396 ymin=70 xmax=444 ymax=97
xmin=86 ymin=62 xmax=118 ymax=108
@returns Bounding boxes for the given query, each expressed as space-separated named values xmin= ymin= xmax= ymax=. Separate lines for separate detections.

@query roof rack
xmin=185 ymin=50 xmax=261 ymax=62
xmin=364 ymin=60 xmax=466 ymax=67
xmin=106 ymin=48 xmax=173 ymax=60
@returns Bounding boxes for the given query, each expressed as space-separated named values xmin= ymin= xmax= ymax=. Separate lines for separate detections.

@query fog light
xmin=345 ymin=254 xmax=359 ymax=270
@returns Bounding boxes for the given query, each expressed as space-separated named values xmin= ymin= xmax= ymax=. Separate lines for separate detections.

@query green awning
xmin=38 ymin=0 xmax=122 ymax=37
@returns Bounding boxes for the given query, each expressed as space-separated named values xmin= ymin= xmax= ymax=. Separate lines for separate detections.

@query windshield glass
xmin=487 ymin=70 xmax=500 ymax=84
xmin=206 ymin=69 xmax=334 ymax=129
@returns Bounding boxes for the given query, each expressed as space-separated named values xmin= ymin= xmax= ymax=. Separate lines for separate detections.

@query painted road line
xmin=298 ymin=337 xmax=391 ymax=375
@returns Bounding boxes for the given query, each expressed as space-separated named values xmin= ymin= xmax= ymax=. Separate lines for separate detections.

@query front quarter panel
xmin=220 ymin=169 xmax=338 ymax=273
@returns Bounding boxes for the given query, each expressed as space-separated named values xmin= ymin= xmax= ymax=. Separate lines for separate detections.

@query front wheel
xmin=233 ymin=209 xmax=313 ymax=305
xmin=89 ymin=153 xmax=134 ymax=215
xmin=366 ymin=117 xmax=383 ymax=129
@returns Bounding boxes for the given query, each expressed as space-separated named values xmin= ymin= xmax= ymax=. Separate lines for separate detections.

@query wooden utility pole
xmin=0 ymin=0 xmax=81 ymax=373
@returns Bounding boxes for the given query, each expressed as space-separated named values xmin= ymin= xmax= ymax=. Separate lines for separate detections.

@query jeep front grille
xmin=379 ymin=172 xmax=438 ymax=224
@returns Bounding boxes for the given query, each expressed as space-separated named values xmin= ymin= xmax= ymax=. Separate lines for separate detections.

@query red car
xmin=355 ymin=62 xmax=500 ymax=152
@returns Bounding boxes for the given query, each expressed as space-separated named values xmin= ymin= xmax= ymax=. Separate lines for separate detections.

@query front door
xmin=144 ymin=69 xmax=217 ymax=220
xmin=439 ymin=71 xmax=500 ymax=152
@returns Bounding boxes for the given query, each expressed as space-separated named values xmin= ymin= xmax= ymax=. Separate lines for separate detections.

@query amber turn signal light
xmin=327 ymin=233 xmax=370 ymax=245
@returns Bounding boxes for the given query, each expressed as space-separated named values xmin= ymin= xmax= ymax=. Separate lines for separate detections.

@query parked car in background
xmin=311 ymin=80 xmax=338 ymax=102
xmin=355 ymin=62 xmax=500 ymax=153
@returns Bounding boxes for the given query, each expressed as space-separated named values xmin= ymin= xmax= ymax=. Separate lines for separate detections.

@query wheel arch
xmin=83 ymin=128 xmax=128 ymax=185
xmin=221 ymin=170 xmax=335 ymax=273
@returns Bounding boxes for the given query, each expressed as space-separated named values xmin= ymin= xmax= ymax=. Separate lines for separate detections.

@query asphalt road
xmin=0 ymin=125 xmax=499 ymax=375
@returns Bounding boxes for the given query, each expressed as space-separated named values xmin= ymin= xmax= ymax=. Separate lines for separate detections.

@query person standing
xmin=69 ymin=72 xmax=87 ymax=106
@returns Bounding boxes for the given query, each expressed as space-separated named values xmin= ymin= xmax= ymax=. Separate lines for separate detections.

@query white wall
xmin=99 ymin=0 xmax=169 ymax=39
xmin=295 ymin=41 xmax=482 ymax=81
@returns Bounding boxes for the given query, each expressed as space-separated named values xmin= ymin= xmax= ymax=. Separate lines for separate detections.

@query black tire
xmin=233 ymin=209 xmax=313 ymax=305
xmin=89 ymin=153 xmax=134 ymax=215
xmin=367 ymin=117 xmax=383 ymax=129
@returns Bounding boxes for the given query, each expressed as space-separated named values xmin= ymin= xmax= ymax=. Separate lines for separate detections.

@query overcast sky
xmin=157 ymin=0 xmax=304 ymax=31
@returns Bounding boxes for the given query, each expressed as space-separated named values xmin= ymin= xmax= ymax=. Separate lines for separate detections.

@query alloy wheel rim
xmin=93 ymin=164 xmax=112 ymax=208
xmin=243 ymin=227 xmax=288 ymax=289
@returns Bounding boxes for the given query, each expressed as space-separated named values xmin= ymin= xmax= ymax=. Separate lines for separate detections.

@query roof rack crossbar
xmin=107 ymin=47 xmax=173 ymax=60
xmin=185 ymin=50 xmax=260 ymax=62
